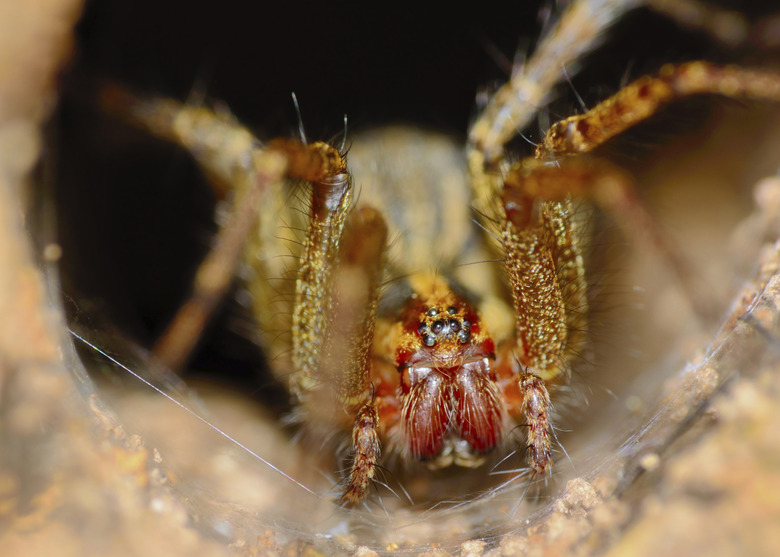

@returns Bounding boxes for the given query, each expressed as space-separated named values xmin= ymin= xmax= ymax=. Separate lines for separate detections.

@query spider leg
xmin=523 ymin=63 xmax=780 ymax=318
xmin=498 ymin=62 xmax=780 ymax=479
xmin=505 ymin=156 xmax=716 ymax=318
xmin=299 ymin=204 xmax=387 ymax=506
xmin=469 ymin=2 xmax=760 ymax=169
xmin=102 ymin=88 xmax=357 ymax=373
xmin=500 ymin=178 xmax=586 ymax=476
xmin=149 ymin=150 xmax=287 ymax=372
xmin=278 ymin=171 xmax=387 ymax=504
xmin=329 ymin=208 xmax=387 ymax=506
xmin=519 ymin=373 xmax=553 ymax=476
xmin=298 ymin=204 xmax=387 ymax=406
xmin=501 ymin=196 xmax=573 ymax=376
xmin=468 ymin=0 xmax=640 ymax=165
xmin=340 ymin=401 xmax=380 ymax=506
xmin=328 ymin=207 xmax=388 ymax=405
xmin=537 ymin=62 xmax=780 ymax=159
xmin=107 ymin=88 xmax=389 ymax=505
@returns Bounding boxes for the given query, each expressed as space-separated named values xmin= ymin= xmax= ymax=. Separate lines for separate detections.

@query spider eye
xmin=431 ymin=320 xmax=444 ymax=334
xmin=426 ymin=307 xmax=439 ymax=317
xmin=447 ymin=306 xmax=457 ymax=315
xmin=422 ymin=334 xmax=436 ymax=347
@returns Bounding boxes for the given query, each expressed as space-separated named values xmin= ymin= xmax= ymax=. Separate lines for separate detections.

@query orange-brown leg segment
xmin=501 ymin=195 xmax=569 ymax=375
xmin=537 ymin=62 xmax=780 ymax=159
xmin=290 ymin=198 xmax=386 ymax=400
xmin=285 ymin=142 xmax=352 ymax=396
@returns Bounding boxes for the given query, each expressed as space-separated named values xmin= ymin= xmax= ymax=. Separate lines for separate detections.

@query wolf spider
xmin=100 ymin=3 xmax=780 ymax=507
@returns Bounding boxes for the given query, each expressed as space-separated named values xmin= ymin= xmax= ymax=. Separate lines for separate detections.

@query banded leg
xmin=341 ymin=402 xmax=380 ymax=506
xmin=537 ymin=62 xmax=780 ymax=159
xmin=468 ymin=2 xmax=755 ymax=167
xmin=297 ymin=203 xmax=387 ymax=409
xmin=518 ymin=374 xmax=553 ymax=475
xmin=294 ymin=202 xmax=387 ymax=505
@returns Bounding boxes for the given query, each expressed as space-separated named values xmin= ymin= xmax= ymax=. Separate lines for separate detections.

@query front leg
xmin=331 ymin=208 xmax=387 ymax=506
xmin=501 ymin=176 xmax=586 ymax=476
xmin=294 ymin=200 xmax=387 ymax=505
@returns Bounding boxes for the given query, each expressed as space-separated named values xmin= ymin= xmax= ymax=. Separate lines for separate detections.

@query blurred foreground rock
xmin=0 ymin=2 xmax=226 ymax=555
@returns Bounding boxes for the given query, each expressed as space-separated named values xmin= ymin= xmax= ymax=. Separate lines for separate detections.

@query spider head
xmin=393 ymin=274 xmax=502 ymax=466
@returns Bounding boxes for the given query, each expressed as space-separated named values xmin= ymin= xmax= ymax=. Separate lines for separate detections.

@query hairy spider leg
xmin=495 ymin=61 xmax=780 ymax=477
xmin=105 ymin=89 xmax=392 ymax=504
xmin=102 ymin=89 xmax=360 ymax=374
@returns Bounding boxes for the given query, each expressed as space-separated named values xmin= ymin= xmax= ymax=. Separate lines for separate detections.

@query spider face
xmin=414 ymin=303 xmax=474 ymax=350
xmin=380 ymin=273 xmax=502 ymax=467
xmin=395 ymin=276 xmax=488 ymax=369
